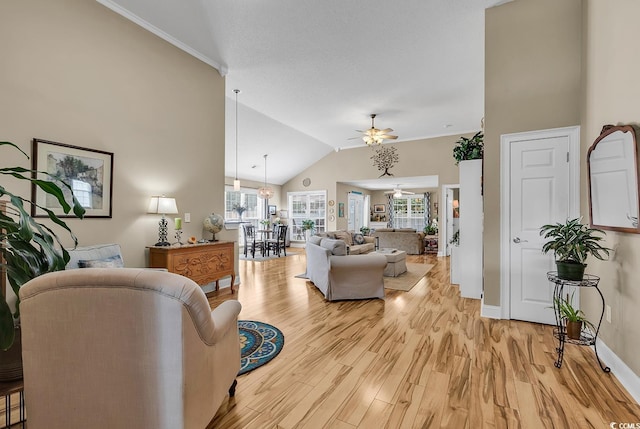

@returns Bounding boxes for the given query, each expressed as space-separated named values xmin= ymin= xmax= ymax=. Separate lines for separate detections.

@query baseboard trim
xmin=594 ymin=338 xmax=640 ymax=404
xmin=481 ymin=303 xmax=502 ymax=319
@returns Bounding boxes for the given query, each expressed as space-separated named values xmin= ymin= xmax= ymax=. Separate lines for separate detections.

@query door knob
xmin=513 ymin=237 xmax=528 ymax=243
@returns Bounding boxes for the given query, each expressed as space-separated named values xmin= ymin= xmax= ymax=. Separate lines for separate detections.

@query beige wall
xmin=282 ymin=135 xmax=465 ymax=240
xmin=581 ymin=0 xmax=640 ymax=375
xmin=0 ymin=0 xmax=227 ymax=269
xmin=484 ymin=0 xmax=582 ymax=305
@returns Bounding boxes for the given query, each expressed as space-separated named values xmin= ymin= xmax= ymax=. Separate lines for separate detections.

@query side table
xmin=547 ymin=272 xmax=610 ymax=372
xmin=0 ymin=379 xmax=25 ymax=428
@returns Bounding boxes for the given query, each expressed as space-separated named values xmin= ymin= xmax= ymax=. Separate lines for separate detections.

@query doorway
xmin=347 ymin=192 xmax=365 ymax=232
xmin=500 ymin=126 xmax=580 ymax=325
xmin=441 ymin=184 xmax=460 ymax=257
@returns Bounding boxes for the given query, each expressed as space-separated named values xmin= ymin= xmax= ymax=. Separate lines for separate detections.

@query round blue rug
xmin=238 ymin=320 xmax=284 ymax=375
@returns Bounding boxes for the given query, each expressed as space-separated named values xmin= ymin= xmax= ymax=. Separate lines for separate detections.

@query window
xmin=225 ymin=187 xmax=264 ymax=227
xmin=392 ymin=195 xmax=425 ymax=230
xmin=288 ymin=191 xmax=326 ymax=240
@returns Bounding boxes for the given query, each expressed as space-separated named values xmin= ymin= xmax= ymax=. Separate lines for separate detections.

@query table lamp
xmin=148 ymin=196 xmax=179 ymax=246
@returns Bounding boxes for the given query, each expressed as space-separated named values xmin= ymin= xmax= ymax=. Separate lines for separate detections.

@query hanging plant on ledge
xmin=371 ymin=146 xmax=399 ymax=177
xmin=452 ymin=131 xmax=483 ymax=165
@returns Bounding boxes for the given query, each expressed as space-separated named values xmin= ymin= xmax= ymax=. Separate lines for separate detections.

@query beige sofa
xmin=20 ymin=268 xmax=242 ymax=429
xmin=305 ymin=237 xmax=387 ymax=301
xmin=315 ymin=230 xmax=376 ymax=254
xmin=373 ymin=228 xmax=425 ymax=254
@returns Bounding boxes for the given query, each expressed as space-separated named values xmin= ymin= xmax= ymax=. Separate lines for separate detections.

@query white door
xmin=502 ymin=127 xmax=580 ymax=325
xmin=347 ymin=193 xmax=364 ymax=231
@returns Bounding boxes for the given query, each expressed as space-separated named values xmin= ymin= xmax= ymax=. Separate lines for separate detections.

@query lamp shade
xmin=148 ymin=196 xmax=179 ymax=215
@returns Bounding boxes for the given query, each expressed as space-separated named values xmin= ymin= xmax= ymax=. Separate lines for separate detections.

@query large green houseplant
xmin=0 ymin=141 xmax=85 ymax=350
xmin=452 ymin=131 xmax=483 ymax=165
xmin=540 ymin=217 xmax=610 ymax=280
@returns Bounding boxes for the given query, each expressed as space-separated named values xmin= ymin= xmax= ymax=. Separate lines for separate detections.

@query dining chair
xmin=266 ymin=224 xmax=288 ymax=257
xmin=242 ymin=224 xmax=264 ymax=258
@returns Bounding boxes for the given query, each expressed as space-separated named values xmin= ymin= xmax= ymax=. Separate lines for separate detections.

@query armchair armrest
xmin=210 ymin=300 xmax=242 ymax=344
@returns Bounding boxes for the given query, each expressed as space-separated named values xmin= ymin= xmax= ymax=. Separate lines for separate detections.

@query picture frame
xmin=374 ymin=204 xmax=386 ymax=213
xmin=31 ymin=138 xmax=114 ymax=218
xmin=338 ymin=202 xmax=344 ymax=218
xmin=268 ymin=205 xmax=277 ymax=216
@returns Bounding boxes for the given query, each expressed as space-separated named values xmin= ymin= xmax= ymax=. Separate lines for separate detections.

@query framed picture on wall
xmin=268 ymin=205 xmax=277 ymax=215
xmin=338 ymin=202 xmax=344 ymax=218
xmin=374 ymin=204 xmax=386 ymax=213
xmin=31 ymin=138 xmax=114 ymax=218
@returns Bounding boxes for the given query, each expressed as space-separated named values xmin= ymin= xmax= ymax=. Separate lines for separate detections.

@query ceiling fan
xmin=384 ymin=186 xmax=414 ymax=198
xmin=351 ymin=114 xmax=398 ymax=145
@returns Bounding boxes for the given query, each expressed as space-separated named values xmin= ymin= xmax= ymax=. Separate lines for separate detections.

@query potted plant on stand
xmin=540 ymin=217 xmax=610 ymax=281
xmin=301 ymin=219 xmax=315 ymax=242
xmin=0 ymin=141 xmax=85 ymax=380
xmin=555 ymin=291 xmax=595 ymax=340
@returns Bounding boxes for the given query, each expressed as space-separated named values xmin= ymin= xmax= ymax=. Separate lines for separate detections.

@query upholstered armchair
xmin=19 ymin=268 xmax=242 ymax=429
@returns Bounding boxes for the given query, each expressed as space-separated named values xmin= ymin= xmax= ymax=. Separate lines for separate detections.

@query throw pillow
xmin=320 ymin=238 xmax=347 ymax=256
xmin=352 ymin=233 xmax=365 ymax=245
xmin=333 ymin=230 xmax=353 ymax=246
xmin=77 ymin=254 xmax=125 ymax=268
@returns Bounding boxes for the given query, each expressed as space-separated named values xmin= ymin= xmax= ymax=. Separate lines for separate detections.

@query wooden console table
xmin=148 ymin=241 xmax=236 ymax=293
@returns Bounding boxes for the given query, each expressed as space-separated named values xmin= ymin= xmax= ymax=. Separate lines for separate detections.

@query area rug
xmin=383 ymin=263 xmax=434 ymax=292
xmin=238 ymin=320 xmax=285 ymax=375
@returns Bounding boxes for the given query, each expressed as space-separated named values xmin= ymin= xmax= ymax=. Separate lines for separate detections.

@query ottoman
xmin=376 ymin=249 xmax=407 ymax=277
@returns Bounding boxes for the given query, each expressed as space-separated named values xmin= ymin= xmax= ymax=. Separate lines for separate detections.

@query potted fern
xmin=0 ymin=141 xmax=85 ymax=378
xmin=540 ymin=217 xmax=610 ymax=281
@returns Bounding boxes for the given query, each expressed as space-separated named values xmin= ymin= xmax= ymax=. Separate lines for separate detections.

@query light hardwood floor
xmin=207 ymin=250 xmax=640 ymax=428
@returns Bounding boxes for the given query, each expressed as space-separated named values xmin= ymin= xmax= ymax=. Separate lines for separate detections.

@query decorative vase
xmin=556 ymin=261 xmax=586 ymax=281
xmin=0 ymin=326 xmax=23 ymax=381
xmin=566 ymin=320 xmax=583 ymax=340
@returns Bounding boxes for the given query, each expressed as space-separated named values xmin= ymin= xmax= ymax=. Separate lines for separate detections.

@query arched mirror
xmin=587 ymin=124 xmax=640 ymax=233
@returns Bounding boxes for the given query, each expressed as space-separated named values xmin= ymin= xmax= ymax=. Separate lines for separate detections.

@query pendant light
xmin=258 ymin=154 xmax=275 ymax=199
xmin=233 ymin=89 xmax=241 ymax=191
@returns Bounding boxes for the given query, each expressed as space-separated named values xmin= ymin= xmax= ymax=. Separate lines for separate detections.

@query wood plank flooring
xmin=207 ymin=251 xmax=640 ymax=428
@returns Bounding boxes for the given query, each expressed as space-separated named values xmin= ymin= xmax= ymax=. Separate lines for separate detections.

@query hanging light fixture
xmin=258 ymin=154 xmax=275 ymax=199
xmin=233 ymin=89 xmax=241 ymax=191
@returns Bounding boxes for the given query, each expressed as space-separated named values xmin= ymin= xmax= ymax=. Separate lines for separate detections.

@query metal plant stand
xmin=547 ymin=272 xmax=610 ymax=372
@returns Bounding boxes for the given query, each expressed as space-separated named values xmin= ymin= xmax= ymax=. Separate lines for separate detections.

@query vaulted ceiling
xmin=98 ymin=0 xmax=503 ymax=186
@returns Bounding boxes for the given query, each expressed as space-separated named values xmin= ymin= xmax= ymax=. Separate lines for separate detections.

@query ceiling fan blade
xmin=403 ymin=191 xmax=415 ymax=195
xmin=378 ymin=135 xmax=398 ymax=140
xmin=378 ymin=128 xmax=394 ymax=134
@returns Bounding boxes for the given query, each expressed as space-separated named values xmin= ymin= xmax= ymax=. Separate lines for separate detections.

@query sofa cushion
xmin=375 ymin=228 xmax=394 ymax=232
xmin=352 ymin=233 xmax=365 ymax=245
xmin=320 ymin=238 xmax=347 ymax=256
xmin=333 ymin=230 xmax=353 ymax=246
xmin=77 ymin=254 xmax=125 ymax=268
xmin=395 ymin=228 xmax=417 ymax=232
xmin=309 ymin=235 xmax=323 ymax=245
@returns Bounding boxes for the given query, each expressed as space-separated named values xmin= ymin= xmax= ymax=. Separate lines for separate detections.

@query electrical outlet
xmin=184 ymin=213 xmax=191 ymax=223
xmin=606 ymin=305 xmax=612 ymax=323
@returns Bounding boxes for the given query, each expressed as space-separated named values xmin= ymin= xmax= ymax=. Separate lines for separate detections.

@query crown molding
xmin=95 ymin=0 xmax=228 ymax=76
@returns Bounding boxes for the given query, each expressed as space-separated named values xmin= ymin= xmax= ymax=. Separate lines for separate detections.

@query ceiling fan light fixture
xmin=360 ymin=114 xmax=395 ymax=146
xmin=394 ymin=189 xmax=403 ymax=198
